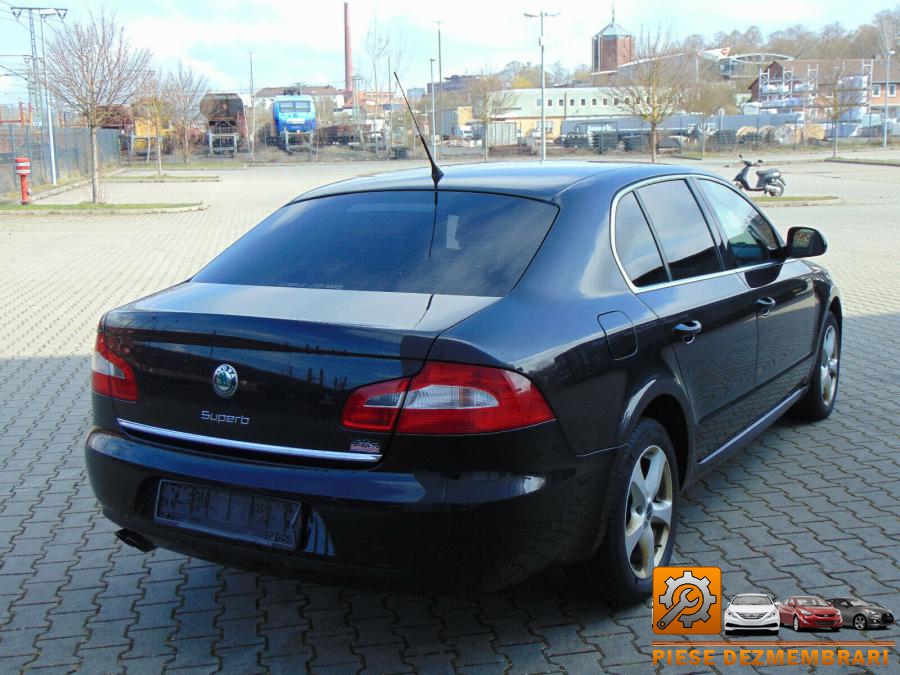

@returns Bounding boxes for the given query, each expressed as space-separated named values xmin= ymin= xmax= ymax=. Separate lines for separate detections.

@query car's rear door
xmin=694 ymin=178 xmax=818 ymax=414
xmin=615 ymin=178 xmax=760 ymax=460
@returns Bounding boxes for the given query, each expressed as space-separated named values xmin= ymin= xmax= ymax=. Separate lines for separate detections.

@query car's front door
xmin=695 ymin=179 xmax=818 ymax=415
xmin=618 ymin=178 xmax=760 ymax=460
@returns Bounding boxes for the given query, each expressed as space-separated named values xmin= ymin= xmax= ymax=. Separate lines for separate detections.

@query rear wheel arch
xmin=640 ymin=395 xmax=690 ymax=489
xmin=829 ymin=297 xmax=842 ymax=329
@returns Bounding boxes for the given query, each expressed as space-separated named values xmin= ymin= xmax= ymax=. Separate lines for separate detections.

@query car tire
xmin=791 ymin=312 xmax=840 ymax=421
xmin=793 ymin=616 xmax=801 ymax=632
xmin=572 ymin=418 xmax=679 ymax=606
xmin=853 ymin=614 xmax=867 ymax=630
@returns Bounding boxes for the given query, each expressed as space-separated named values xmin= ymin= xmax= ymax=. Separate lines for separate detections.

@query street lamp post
xmin=435 ymin=20 xmax=443 ymax=160
xmin=884 ymin=50 xmax=895 ymax=150
xmin=430 ymin=58 xmax=437 ymax=156
xmin=524 ymin=10 xmax=558 ymax=161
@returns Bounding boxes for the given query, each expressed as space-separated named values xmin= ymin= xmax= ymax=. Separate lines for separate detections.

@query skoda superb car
xmin=85 ymin=162 xmax=841 ymax=605
xmin=778 ymin=596 xmax=843 ymax=631
xmin=724 ymin=594 xmax=780 ymax=634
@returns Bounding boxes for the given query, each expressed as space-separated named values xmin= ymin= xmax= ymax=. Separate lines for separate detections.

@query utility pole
xmin=12 ymin=6 xmax=67 ymax=185
xmin=525 ymin=10 xmax=558 ymax=161
xmin=430 ymin=58 xmax=437 ymax=156
xmin=884 ymin=50 xmax=894 ymax=150
xmin=435 ymin=20 xmax=443 ymax=159
xmin=249 ymin=50 xmax=255 ymax=163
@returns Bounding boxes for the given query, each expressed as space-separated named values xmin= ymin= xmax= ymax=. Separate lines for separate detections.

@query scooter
xmin=733 ymin=155 xmax=786 ymax=196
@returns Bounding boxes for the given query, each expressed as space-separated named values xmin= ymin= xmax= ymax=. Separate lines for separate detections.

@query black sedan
xmin=86 ymin=162 xmax=841 ymax=605
xmin=829 ymin=597 xmax=894 ymax=630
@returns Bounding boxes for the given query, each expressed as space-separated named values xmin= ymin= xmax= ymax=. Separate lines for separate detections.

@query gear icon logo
xmin=652 ymin=566 xmax=722 ymax=634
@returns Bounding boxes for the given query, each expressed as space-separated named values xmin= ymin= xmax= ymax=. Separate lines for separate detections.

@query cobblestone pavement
xmin=1 ymin=159 xmax=898 ymax=674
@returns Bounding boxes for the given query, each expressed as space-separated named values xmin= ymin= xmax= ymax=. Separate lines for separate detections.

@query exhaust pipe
xmin=115 ymin=528 xmax=156 ymax=553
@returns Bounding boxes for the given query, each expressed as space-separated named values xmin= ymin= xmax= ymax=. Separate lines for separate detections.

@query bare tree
xmin=365 ymin=15 xmax=390 ymax=156
xmin=43 ymin=10 xmax=151 ymax=202
xmin=818 ymin=61 xmax=867 ymax=157
xmin=138 ymin=70 xmax=172 ymax=176
xmin=614 ymin=28 xmax=691 ymax=162
xmin=468 ymin=70 xmax=514 ymax=160
xmin=167 ymin=62 xmax=208 ymax=164
xmin=873 ymin=6 xmax=900 ymax=56
xmin=682 ymin=80 xmax=735 ymax=157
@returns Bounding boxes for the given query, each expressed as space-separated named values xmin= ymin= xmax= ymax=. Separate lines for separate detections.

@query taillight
xmin=91 ymin=333 xmax=138 ymax=401
xmin=341 ymin=362 xmax=554 ymax=435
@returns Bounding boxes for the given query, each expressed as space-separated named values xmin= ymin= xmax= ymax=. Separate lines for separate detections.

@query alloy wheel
xmin=854 ymin=615 xmax=867 ymax=630
xmin=820 ymin=325 xmax=839 ymax=405
xmin=793 ymin=616 xmax=800 ymax=632
xmin=624 ymin=445 xmax=673 ymax=579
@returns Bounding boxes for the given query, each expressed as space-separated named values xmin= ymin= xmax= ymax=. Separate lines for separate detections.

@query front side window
xmin=636 ymin=180 xmax=722 ymax=280
xmin=699 ymin=180 xmax=780 ymax=267
xmin=614 ymin=192 xmax=667 ymax=287
xmin=194 ymin=191 xmax=558 ymax=297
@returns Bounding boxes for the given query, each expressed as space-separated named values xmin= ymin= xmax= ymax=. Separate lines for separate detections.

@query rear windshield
xmin=194 ymin=191 xmax=558 ymax=296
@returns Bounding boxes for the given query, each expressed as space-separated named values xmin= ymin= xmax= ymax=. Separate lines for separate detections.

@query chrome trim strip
xmin=117 ymin=419 xmax=380 ymax=463
xmin=698 ymin=388 xmax=805 ymax=466
xmin=608 ymin=174 xmax=788 ymax=294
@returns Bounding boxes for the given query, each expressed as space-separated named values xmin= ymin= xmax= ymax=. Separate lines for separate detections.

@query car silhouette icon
xmin=777 ymin=596 xmax=843 ymax=631
xmin=828 ymin=597 xmax=895 ymax=631
xmin=724 ymin=593 xmax=780 ymax=634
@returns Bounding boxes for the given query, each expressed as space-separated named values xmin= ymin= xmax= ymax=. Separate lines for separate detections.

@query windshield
xmin=194 ymin=191 xmax=558 ymax=296
xmin=732 ymin=595 xmax=771 ymax=606
xmin=278 ymin=101 xmax=311 ymax=112
xmin=795 ymin=597 xmax=829 ymax=607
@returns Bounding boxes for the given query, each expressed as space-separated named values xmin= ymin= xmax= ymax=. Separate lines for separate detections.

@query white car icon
xmin=724 ymin=593 xmax=780 ymax=635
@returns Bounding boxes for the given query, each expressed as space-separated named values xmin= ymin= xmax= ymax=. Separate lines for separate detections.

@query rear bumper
xmin=85 ymin=428 xmax=616 ymax=590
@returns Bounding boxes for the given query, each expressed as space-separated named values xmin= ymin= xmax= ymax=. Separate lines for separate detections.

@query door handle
xmin=756 ymin=296 xmax=776 ymax=316
xmin=673 ymin=320 xmax=702 ymax=343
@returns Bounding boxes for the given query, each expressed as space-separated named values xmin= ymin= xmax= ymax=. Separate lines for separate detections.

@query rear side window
xmin=698 ymin=180 xmax=780 ymax=267
xmin=193 ymin=191 xmax=558 ymax=296
xmin=636 ymin=180 xmax=722 ymax=281
xmin=614 ymin=192 xmax=667 ymax=287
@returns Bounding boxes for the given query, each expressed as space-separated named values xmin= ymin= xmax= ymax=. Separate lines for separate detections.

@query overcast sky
xmin=0 ymin=0 xmax=891 ymax=100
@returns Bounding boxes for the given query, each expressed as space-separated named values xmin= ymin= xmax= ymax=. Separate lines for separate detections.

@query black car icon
xmin=828 ymin=597 xmax=895 ymax=630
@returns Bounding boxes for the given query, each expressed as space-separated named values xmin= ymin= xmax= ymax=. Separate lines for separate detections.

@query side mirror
xmin=787 ymin=227 xmax=827 ymax=258
xmin=774 ymin=601 xmax=782 ymax=608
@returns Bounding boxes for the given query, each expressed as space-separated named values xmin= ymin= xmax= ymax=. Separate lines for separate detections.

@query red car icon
xmin=777 ymin=596 xmax=843 ymax=631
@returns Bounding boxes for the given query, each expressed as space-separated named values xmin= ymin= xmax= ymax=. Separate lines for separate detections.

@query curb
xmin=751 ymin=198 xmax=842 ymax=208
xmin=0 ymin=203 xmax=208 ymax=216
xmin=824 ymin=158 xmax=900 ymax=168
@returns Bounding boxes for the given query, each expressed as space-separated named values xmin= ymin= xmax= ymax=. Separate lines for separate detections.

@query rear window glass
xmin=193 ymin=191 xmax=558 ymax=296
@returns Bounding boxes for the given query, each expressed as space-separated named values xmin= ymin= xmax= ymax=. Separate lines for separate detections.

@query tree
xmin=43 ymin=10 xmax=151 ymax=202
xmin=614 ymin=28 xmax=691 ymax=163
xmin=468 ymin=69 xmax=514 ymax=160
xmin=683 ymin=81 xmax=735 ymax=157
xmin=167 ymin=62 xmax=208 ymax=164
xmin=818 ymin=62 xmax=865 ymax=157
xmin=139 ymin=71 xmax=172 ymax=176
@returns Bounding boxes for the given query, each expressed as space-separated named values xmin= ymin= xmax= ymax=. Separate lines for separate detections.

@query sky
xmin=0 ymin=0 xmax=892 ymax=102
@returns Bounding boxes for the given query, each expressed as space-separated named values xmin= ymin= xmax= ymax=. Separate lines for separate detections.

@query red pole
xmin=15 ymin=157 xmax=31 ymax=205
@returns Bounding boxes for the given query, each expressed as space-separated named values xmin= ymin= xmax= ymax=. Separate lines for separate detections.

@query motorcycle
xmin=733 ymin=155 xmax=786 ymax=197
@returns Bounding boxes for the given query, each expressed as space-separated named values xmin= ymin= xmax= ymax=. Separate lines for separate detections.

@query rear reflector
xmin=341 ymin=362 xmax=554 ymax=435
xmin=91 ymin=333 xmax=138 ymax=401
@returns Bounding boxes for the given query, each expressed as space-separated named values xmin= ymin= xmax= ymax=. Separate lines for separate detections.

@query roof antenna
xmin=394 ymin=71 xmax=443 ymax=187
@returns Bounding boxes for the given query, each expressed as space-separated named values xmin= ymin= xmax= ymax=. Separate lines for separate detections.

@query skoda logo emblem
xmin=212 ymin=364 xmax=239 ymax=399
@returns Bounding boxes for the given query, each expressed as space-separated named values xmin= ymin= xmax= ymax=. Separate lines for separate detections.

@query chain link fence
xmin=1 ymin=123 xmax=121 ymax=195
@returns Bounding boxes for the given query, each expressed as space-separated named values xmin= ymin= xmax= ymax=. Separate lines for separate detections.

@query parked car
xmin=85 ymin=162 xmax=841 ymax=605
xmin=828 ymin=597 xmax=894 ymax=630
xmin=778 ymin=596 xmax=843 ymax=631
xmin=724 ymin=594 xmax=780 ymax=634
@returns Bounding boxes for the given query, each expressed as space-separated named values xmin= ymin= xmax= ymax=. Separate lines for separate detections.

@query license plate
xmin=154 ymin=480 xmax=303 ymax=550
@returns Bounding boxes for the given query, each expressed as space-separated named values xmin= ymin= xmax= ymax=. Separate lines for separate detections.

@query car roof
xmin=293 ymin=161 xmax=708 ymax=203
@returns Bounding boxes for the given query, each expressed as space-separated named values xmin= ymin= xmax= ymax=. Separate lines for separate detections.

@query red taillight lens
xmin=340 ymin=376 xmax=410 ymax=432
xmin=341 ymin=362 xmax=555 ymax=435
xmin=91 ymin=333 xmax=138 ymax=401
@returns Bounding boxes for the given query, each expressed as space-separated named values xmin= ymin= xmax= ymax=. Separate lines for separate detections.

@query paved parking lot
xmin=1 ymin=158 xmax=898 ymax=673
